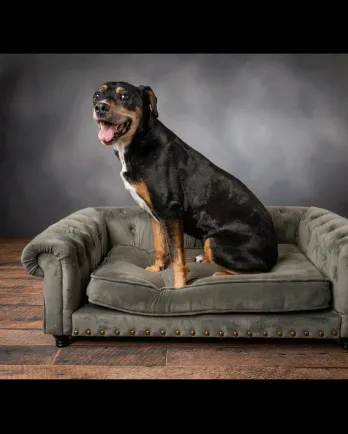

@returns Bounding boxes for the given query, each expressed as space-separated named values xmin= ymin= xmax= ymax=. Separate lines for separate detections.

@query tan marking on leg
xmin=146 ymin=218 xmax=168 ymax=273
xmin=205 ymin=238 xmax=243 ymax=276
xmin=166 ymin=220 xmax=189 ymax=288
xmin=203 ymin=238 xmax=214 ymax=264
xmin=213 ymin=265 xmax=242 ymax=277
xmin=132 ymin=180 xmax=152 ymax=206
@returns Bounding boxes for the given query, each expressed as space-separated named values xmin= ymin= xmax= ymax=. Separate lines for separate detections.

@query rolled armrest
xmin=21 ymin=207 xmax=109 ymax=335
xmin=297 ymin=206 xmax=348 ymax=314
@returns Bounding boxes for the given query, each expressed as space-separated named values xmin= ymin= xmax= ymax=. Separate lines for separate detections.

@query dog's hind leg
xmin=204 ymin=236 xmax=269 ymax=276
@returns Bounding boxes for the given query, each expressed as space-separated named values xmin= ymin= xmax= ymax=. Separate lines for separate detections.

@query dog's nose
xmin=95 ymin=102 xmax=110 ymax=115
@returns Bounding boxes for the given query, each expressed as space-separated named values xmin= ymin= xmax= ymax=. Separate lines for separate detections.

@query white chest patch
xmin=115 ymin=145 xmax=159 ymax=223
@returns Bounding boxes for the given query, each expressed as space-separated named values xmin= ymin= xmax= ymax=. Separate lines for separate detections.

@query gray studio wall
xmin=1 ymin=53 xmax=348 ymax=238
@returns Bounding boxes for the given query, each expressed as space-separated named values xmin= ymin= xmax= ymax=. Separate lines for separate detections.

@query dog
xmin=92 ymin=81 xmax=279 ymax=288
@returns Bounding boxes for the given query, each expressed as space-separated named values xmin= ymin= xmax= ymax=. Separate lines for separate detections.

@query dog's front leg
xmin=146 ymin=217 xmax=168 ymax=272
xmin=162 ymin=218 xmax=189 ymax=289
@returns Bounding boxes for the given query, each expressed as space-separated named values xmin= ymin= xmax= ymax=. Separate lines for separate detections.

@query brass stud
xmin=332 ymin=329 xmax=338 ymax=336
xmin=247 ymin=331 xmax=253 ymax=337
xmin=290 ymin=331 xmax=296 ymax=337
xmin=145 ymin=329 xmax=151 ymax=336
xmin=233 ymin=331 xmax=239 ymax=337
xmin=318 ymin=331 xmax=324 ymax=337
xmin=160 ymin=330 xmax=166 ymax=336
xmin=263 ymin=331 xmax=268 ymax=337
xmin=204 ymin=331 xmax=210 ymax=336
xmin=175 ymin=330 xmax=181 ymax=336
xmin=100 ymin=329 xmax=105 ymax=335
xmin=304 ymin=331 xmax=309 ymax=336
xmin=130 ymin=329 xmax=135 ymax=335
xmin=73 ymin=329 xmax=79 ymax=336
xmin=277 ymin=331 xmax=283 ymax=337
xmin=190 ymin=330 xmax=196 ymax=336
xmin=115 ymin=330 xmax=120 ymax=336
xmin=86 ymin=329 xmax=91 ymax=336
xmin=219 ymin=331 xmax=224 ymax=337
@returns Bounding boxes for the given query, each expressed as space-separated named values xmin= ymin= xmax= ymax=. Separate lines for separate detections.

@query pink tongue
xmin=98 ymin=124 xmax=117 ymax=143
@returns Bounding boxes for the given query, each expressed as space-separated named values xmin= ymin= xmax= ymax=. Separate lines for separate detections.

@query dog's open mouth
xmin=97 ymin=119 xmax=132 ymax=143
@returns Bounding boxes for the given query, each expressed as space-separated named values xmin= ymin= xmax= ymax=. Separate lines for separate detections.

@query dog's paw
xmin=195 ymin=254 xmax=204 ymax=263
xmin=146 ymin=264 xmax=163 ymax=273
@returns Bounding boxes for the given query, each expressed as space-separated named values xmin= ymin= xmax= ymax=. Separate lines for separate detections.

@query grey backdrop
xmin=1 ymin=53 xmax=348 ymax=238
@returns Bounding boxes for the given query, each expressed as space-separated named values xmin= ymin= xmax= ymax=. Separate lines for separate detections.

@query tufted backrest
xmin=266 ymin=206 xmax=309 ymax=244
xmin=95 ymin=205 xmax=309 ymax=251
xmin=95 ymin=206 xmax=203 ymax=251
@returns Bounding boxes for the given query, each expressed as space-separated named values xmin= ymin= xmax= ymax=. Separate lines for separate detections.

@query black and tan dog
xmin=92 ymin=81 xmax=279 ymax=288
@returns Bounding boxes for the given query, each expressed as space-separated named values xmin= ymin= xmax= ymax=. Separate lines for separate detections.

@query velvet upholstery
xmin=20 ymin=205 xmax=348 ymax=339
xmin=297 ymin=206 xmax=348 ymax=314
xmin=72 ymin=303 xmax=341 ymax=340
xmin=86 ymin=244 xmax=331 ymax=315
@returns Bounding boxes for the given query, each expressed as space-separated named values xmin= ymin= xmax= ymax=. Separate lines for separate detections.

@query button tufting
xmin=100 ymin=330 xmax=105 ymax=335
xmin=204 ymin=331 xmax=210 ymax=336
xmin=219 ymin=331 xmax=224 ymax=337
xmin=233 ymin=331 xmax=239 ymax=337
xmin=86 ymin=329 xmax=91 ymax=336
xmin=277 ymin=331 xmax=283 ymax=337
xmin=160 ymin=330 xmax=166 ymax=336
xmin=130 ymin=329 xmax=135 ymax=335
xmin=190 ymin=330 xmax=196 ymax=336
xmin=247 ymin=331 xmax=253 ymax=337
xmin=115 ymin=330 xmax=120 ymax=335
xmin=175 ymin=330 xmax=181 ymax=335
xmin=73 ymin=329 xmax=79 ymax=336
xmin=145 ymin=329 xmax=151 ymax=335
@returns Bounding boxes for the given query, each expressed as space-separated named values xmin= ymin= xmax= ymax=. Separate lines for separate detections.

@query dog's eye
xmin=120 ymin=93 xmax=129 ymax=102
xmin=94 ymin=92 xmax=101 ymax=102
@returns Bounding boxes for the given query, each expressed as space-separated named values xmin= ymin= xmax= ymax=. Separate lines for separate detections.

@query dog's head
xmin=92 ymin=81 xmax=158 ymax=147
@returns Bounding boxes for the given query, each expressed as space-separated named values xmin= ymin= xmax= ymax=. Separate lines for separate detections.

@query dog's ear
xmin=138 ymin=85 xmax=158 ymax=118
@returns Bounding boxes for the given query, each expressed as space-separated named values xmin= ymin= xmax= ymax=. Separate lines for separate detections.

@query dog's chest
xmin=117 ymin=147 xmax=159 ymax=222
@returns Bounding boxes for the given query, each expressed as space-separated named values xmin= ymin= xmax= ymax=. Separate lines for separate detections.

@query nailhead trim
xmin=77 ymin=328 xmax=336 ymax=338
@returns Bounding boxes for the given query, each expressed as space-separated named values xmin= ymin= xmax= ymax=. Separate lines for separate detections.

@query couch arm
xmin=297 ymin=206 xmax=348 ymax=314
xmin=21 ymin=207 xmax=109 ymax=335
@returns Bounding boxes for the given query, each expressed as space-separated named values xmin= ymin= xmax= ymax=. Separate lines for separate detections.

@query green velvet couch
xmin=20 ymin=205 xmax=348 ymax=349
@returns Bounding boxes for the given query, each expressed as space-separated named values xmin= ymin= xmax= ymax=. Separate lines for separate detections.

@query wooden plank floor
xmin=1 ymin=238 xmax=348 ymax=380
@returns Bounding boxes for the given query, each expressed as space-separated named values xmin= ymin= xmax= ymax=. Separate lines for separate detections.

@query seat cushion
xmin=86 ymin=244 xmax=332 ymax=316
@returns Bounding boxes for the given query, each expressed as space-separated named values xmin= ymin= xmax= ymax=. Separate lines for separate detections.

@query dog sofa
xmin=21 ymin=205 xmax=348 ymax=349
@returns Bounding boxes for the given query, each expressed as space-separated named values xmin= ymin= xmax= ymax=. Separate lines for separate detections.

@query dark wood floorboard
xmin=1 ymin=238 xmax=348 ymax=379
